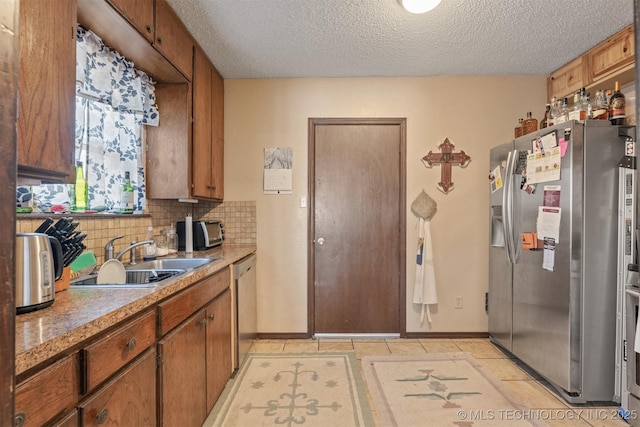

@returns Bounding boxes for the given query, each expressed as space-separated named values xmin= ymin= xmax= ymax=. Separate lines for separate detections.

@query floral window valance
xmin=76 ymin=26 xmax=159 ymax=126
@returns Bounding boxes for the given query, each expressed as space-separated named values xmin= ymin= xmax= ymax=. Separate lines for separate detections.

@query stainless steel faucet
xmin=104 ymin=236 xmax=154 ymax=264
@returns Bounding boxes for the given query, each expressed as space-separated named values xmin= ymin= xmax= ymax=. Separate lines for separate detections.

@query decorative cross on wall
xmin=421 ymin=138 xmax=471 ymax=194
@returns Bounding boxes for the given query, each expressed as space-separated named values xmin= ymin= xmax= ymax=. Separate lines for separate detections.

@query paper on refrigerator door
xmin=536 ymin=206 xmax=561 ymax=244
xmin=526 ymin=146 xmax=561 ymax=184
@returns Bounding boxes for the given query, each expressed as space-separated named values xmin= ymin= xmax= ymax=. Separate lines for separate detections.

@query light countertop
xmin=15 ymin=244 xmax=256 ymax=376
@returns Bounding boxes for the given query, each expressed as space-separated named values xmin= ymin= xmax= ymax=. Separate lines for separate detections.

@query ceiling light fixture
xmin=399 ymin=0 xmax=442 ymax=14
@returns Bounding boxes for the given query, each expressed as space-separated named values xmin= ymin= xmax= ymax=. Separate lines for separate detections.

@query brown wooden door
xmin=158 ymin=310 xmax=207 ymax=427
xmin=79 ymin=349 xmax=156 ymax=427
xmin=192 ymin=45 xmax=213 ymax=199
xmin=17 ymin=0 xmax=76 ymax=182
xmin=205 ymin=289 xmax=232 ymax=411
xmin=309 ymin=118 xmax=406 ymax=334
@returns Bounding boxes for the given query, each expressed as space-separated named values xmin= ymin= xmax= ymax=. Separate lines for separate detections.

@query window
xmin=28 ymin=26 xmax=158 ymax=213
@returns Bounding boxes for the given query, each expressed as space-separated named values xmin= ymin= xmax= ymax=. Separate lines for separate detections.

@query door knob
xmin=316 ymin=237 xmax=325 ymax=245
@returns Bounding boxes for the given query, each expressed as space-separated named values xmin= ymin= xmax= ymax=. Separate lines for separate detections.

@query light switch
xmin=300 ymin=196 xmax=307 ymax=208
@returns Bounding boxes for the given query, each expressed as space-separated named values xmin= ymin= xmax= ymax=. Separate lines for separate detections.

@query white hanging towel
xmin=413 ymin=218 xmax=438 ymax=324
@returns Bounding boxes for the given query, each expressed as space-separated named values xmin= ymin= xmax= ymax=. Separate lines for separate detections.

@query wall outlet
xmin=455 ymin=296 xmax=463 ymax=309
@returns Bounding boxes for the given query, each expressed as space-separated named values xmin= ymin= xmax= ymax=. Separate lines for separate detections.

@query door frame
xmin=307 ymin=117 xmax=407 ymax=336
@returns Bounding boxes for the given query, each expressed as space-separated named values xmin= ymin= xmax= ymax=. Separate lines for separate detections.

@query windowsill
xmin=17 ymin=212 xmax=151 ymax=219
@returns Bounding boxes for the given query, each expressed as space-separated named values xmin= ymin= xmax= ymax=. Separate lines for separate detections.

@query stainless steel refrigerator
xmin=489 ymin=120 xmax=625 ymax=403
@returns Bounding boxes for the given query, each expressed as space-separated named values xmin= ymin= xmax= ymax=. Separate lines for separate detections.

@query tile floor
xmin=247 ymin=337 xmax=629 ymax=427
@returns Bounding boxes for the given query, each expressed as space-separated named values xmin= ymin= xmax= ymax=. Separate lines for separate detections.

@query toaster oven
xmin=176 ymin=220 xmax=224 ymax=251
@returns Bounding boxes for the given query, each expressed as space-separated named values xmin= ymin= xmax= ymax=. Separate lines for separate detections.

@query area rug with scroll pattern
xmin=204 ymin=352 xmax=374 ymax=427
xmin=362 ymin=353 xmax=548 ymax=427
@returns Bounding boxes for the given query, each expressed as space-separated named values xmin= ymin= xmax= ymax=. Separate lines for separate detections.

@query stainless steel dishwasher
xmin=234 ymin=253 xmax=257 ymax=370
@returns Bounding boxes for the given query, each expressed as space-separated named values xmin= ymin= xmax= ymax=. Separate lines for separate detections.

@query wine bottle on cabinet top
xmin=609 ymin=81 xmax=625 ymax=125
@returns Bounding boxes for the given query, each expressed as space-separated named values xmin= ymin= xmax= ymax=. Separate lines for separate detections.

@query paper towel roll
xmin=185 ymin=214 xmax=193 ymax=253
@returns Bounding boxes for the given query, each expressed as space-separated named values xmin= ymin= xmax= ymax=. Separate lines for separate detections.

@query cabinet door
xmin=192 ymin=45 xmax=214 ymax=199
xmin=79 ymin=349 xmax=156 ymax=427
xmin=210 ymin=67 xmax=225 ymax=200
xmin=158 ymin=310 xmax=207 ymax=427
xmin=206 ymin=289 xmax=232 ymax=411
xmin=17 ymin=0 xmax=76 ymax=182
xmin=192 ymin=47 xmax=224 ymax=201
xmin=51 ymin=410 xmax=79 ymax=427
xmin=15 ymin=354 xmax=79 ymax=427
xmin=547 ymin=56 xmax=584 ymax=101
xmin=107 ymin=0 xmax=154 ymax=42
xmin=586 ymin=24 xmax=634 ymax=83
xmin=154 ymin=0 xmax=193 ymax=80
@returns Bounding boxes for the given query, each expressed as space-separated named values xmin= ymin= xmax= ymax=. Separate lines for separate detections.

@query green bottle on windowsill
xmin=120 ymin=171 xmax=134 ymax=214
xmin=74 ymin=162 xmax=87 ymax=212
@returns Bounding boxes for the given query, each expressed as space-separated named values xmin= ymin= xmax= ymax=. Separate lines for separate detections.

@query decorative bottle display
xmin=591 ymin=90 xmax=608 ymax=120
xmin=548 ymin=97 xmax=558 ymax=127
xmin=120 ymin=171 xmax=134 ymax=214
xmin=522 ymin=112 xmax=538 ymax=135
xmin=540 ymin=104 xmax=550 ymax=129
xmin=609 ymin=81 xmax=626 ymax=125
xmin=569 ymin=88 xmax=587 ymax=121
xmin=555 ymin=98 xmax=569 ymax=124
xmin=514 ymin=118 xmax=524 ymax=138
xmin=74 ymin=162 xmax=87 ymax=211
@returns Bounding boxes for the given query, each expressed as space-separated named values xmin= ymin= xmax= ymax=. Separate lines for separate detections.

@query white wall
xmin=224 ymin=76 xmax=547 ymax=334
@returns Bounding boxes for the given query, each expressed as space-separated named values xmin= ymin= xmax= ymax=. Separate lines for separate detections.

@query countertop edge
xmin=15 ymin=245 xmax=256 ymax=376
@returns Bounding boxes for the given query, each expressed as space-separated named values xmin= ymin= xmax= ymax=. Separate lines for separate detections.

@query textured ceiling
xmin=166 ymin=0 xmax=634 ymax=79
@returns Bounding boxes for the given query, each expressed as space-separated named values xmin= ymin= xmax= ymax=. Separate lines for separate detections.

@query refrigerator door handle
xmin=504 ymin=149 xmax=518 ymax=265
xmin=502 ymin=150 xmax=514 ymax=264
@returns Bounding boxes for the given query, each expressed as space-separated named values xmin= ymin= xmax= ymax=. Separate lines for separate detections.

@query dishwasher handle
xmin=234 ymin=253 xmax=257 ymax=278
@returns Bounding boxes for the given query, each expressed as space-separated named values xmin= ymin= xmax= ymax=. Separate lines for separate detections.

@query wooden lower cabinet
xmin=50 ymin=410 xmax=79 ymax=427
xmin=206 ymin=289 xmax=232 ymax=412
xmin=15 ymin=354 xmax=79 ymax=427
xmin=158 ymin=309 xmax=208 ymax=427
xmin=79 ymin=349 xmax=156 ymax=426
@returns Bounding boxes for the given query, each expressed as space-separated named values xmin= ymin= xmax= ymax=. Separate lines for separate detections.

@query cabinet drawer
xmin=15 ymin=354 xmax=79 ymax=427
xmin=79 ymin=349 xmax=156 ymax=427
xmin=158 ymin=268 xmax=230 ymax=336
xmin=82 ymin=310 xmax=156 ymax=392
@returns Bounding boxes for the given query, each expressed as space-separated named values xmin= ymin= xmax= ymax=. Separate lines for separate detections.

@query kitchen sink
xmin=124 ymin=257 xmax=218 ymax=271
xmin=70 ymin=269 xmax=186 ymax=288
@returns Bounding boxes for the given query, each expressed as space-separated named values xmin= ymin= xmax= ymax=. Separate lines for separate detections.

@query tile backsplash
xmin=17 ymin=200 xmax=256 ymax=265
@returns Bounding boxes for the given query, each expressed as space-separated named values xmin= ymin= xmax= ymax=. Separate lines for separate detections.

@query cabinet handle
xmin=208 ymin=313 xmax=215 ymax=321
xmin=146 ymin=25 xmax=153 ymax=34
xmin=14 ymin=412 xmax=26 ymax=427
xmin=199 ymin=318 xmax=207 ymax=325
xmin=126 ymin=338 xmax=137 ymax=351
xmin=157 ymin=37 xmax=163 ymax=45
xmin=97 ymin=408 xmax=109 ymax=424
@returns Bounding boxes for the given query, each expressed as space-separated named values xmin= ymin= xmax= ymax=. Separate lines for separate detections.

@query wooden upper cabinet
xmin=192 ymin=45 xmax=214 ymax=199
xmin=192 ymin=45 xmax=224 ymax=200
xmin=211 ymin=67 xmax=225 ymax=201
xmin=586 ymin=24 xmax=634 ymax=84
xmin=107 ymin=0 xmax=155 ymax=42
xmin=155 ymin=0 xmax=193 ymax=80
xmin=17 ymin=0 xmax=76 ymax=182
xmin=547 ymin=56 xmax=584 ymax=101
